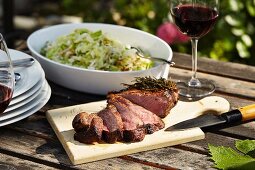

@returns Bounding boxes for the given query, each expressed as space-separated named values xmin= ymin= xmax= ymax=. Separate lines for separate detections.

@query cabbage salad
xmin=41 ymin=28 xmax=154 ymax=71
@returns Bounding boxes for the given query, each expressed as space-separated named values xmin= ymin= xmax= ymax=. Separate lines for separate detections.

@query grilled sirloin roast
xmin=72 ymin=77 xmax=179 ymax=144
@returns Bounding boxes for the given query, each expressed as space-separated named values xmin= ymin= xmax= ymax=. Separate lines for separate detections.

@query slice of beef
xmin=72 ymin=112 xmax=97 ymax=132
xmin=108 ymin=94 xmax=146 ymax=142
xmin=123 ymin=128 xmax=146 ymax=143
xmin=114 ymin=89 xmax=179 ymax=118
xmin=113 ymin=95 xmax=165 ymax=134
xmin=73 ymin=113 xmax=104 ymax=144
xmin=97 ymin=104 xmax=124 ymax=143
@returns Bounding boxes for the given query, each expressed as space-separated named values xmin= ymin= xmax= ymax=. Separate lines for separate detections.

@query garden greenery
xmin=61 ymin=0 xmax=255 ymax=66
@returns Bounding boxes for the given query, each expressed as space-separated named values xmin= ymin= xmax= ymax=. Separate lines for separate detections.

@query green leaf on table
xmin=208 ymin=144 xmax=255 ymax=170
xmin=236 ymin=140 xmax=255 ymax=157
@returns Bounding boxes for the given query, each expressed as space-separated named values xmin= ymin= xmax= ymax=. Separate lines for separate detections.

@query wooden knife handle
xmin=239 ymin=104 xmax=255 ymax=121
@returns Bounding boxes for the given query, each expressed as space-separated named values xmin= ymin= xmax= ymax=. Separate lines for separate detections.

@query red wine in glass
xmin=170 ymin=0 xmax=219 ymax=98
xmin=0 ymin=33 xmax=15 ymax=114
xmin=0 ymin=84 xmax=13 ymax=113
xmin=172 ymin=5 xmax=219 ymax=38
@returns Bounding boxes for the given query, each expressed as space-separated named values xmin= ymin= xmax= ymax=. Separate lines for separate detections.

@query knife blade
xmin=165 ymin=104 xmax=255 ymax=131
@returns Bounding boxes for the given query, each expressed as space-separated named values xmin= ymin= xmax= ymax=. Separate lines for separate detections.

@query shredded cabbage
xmin=40 ymin=28 xmax=154 ymax=71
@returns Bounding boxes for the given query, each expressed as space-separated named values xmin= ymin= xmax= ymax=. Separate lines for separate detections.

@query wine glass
xmin=169 ymin=0 xmax=219 ymax=98
xmin=0 ymin=33 xmax=15 ymax=114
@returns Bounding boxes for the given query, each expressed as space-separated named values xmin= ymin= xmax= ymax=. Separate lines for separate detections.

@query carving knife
xmin=165 ymin=104 xmax=255 ymax=131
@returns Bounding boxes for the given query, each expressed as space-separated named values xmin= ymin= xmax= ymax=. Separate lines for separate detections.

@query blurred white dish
xmin=27 ymin=23 xmax=172 ymax=95
xmin=0 ymin=80 xmax=50 ymax=122
xmin=5 ymin=79 xmax=45 ymax=113
xmin=10 ymin=49 xmax=44 ymax=98
xmin=9 ymin=77 xmax=43 ymax=105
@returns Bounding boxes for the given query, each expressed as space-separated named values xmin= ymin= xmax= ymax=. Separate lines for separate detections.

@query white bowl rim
xmin=27 ymin=22 xmax=173 ymax=74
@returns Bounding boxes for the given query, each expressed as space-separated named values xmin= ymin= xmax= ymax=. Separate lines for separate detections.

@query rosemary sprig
xmin=122 ymin=77 xmax=177 ymax=91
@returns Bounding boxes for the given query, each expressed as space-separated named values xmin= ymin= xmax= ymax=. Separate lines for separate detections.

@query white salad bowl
xmin=27 ymin=23 xmax=172 ymax=95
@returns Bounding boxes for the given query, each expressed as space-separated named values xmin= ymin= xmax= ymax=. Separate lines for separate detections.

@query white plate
xmin=0 ymin=79 xmax=49 ymax=121
xmin=5 ymin=79 xmax=45 ymax=113
xmin=0 ymin=80 xmax=51 ymax=126
xmin=9 ymin=76 xmax=43 ymax=105
xmin=10 ymin=49 xmax=44 ymax=98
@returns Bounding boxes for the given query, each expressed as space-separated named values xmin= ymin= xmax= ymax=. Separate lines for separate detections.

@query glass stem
xmin=188 ymin=38 xmax=201 ymax=87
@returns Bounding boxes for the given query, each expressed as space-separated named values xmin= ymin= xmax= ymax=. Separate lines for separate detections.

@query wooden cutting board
xmin=46 ymin=96 xmax=230 ymax=165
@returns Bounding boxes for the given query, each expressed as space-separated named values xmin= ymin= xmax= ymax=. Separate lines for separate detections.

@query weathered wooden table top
xmin=0 ymin=49 xmax=255 ymax=170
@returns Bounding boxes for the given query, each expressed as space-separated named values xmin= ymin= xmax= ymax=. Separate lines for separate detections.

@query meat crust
xmin=108 ymin=95 xmax=146 ymax=142
xmin=73 ymin=113 xmax=104 ymax=144
xmin=110 ymin=94 xmax=165 ymax=134
xmin=97 ymin=105 xmax=124 ymax=143
xmin=72 ymin=112 xmax=97 ymax=132
xmin=114 ymin=89 xmax=179 ymax=118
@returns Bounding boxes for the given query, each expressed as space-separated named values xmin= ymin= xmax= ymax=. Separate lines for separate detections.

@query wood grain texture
xmin=172 ymin=52 xmax=255 ymax=82
xmin=129 ymin=147 xmax=216 ymax=170
xmin=0 ymin=128 xmax=161 ymax=170
xmin=127 ymin=133 xmax=242 ymax=170
xmin=169 ymin=67 xmax=255 ymax=100
xmin=182 ymin=132 xmax=238 ymax=153
xmin=0 ymin=153 xmax=56 ymax=170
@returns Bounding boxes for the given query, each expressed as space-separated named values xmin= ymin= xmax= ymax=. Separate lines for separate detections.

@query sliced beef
xmin=123 ymin=128 xmax=146 ymax=142
xmin=72 ymin=78 xmax=179 ymax=144
xmin=72 ymin=112 xmax=97 ymax=132
xmin=73 ymin=113 xmax=104 ymax=144
xmin=97 ymin=104 xmax=124 ymax=143
xmin=112 ymin=95 xmax=165 ymax=134
xmin=108 ymin=94 xmax=146 ymax=142
xmin=114 ymin=89 xmax=179 ymax=118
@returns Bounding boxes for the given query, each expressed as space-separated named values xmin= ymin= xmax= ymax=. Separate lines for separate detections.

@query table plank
xmin=172 ymin=52 xmax=255 ymax=82
xmin=0 ymin=128 xmax=162 ymax=170
xmin=127 ymin=132 xmax=247 ymax=170
xmin=129 ymin=147 xmax=215 ymax=170
xmin=169 ymin=67 xmax=255 ymax=100
xmin=218 ymin=122 xmax=255 ymax=140
xmin=213 ymin=93 xmax=254 ymax=108
xmin=0 ymin=153 xmax=56 ymax=170
xmin=184 ymin=132 xmax=238 ymax=152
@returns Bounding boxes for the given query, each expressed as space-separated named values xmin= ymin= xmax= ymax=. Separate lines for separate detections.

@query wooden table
xmin=1 ymin=49 xmax=255 ymax=170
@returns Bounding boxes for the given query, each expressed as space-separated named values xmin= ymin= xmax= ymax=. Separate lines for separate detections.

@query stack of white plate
xmin=0 ymin=49 xmax=51 ymax=127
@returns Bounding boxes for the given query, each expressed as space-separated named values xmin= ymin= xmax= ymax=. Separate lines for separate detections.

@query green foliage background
xmin=60 ymin=0 xmax=255 ymax=66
